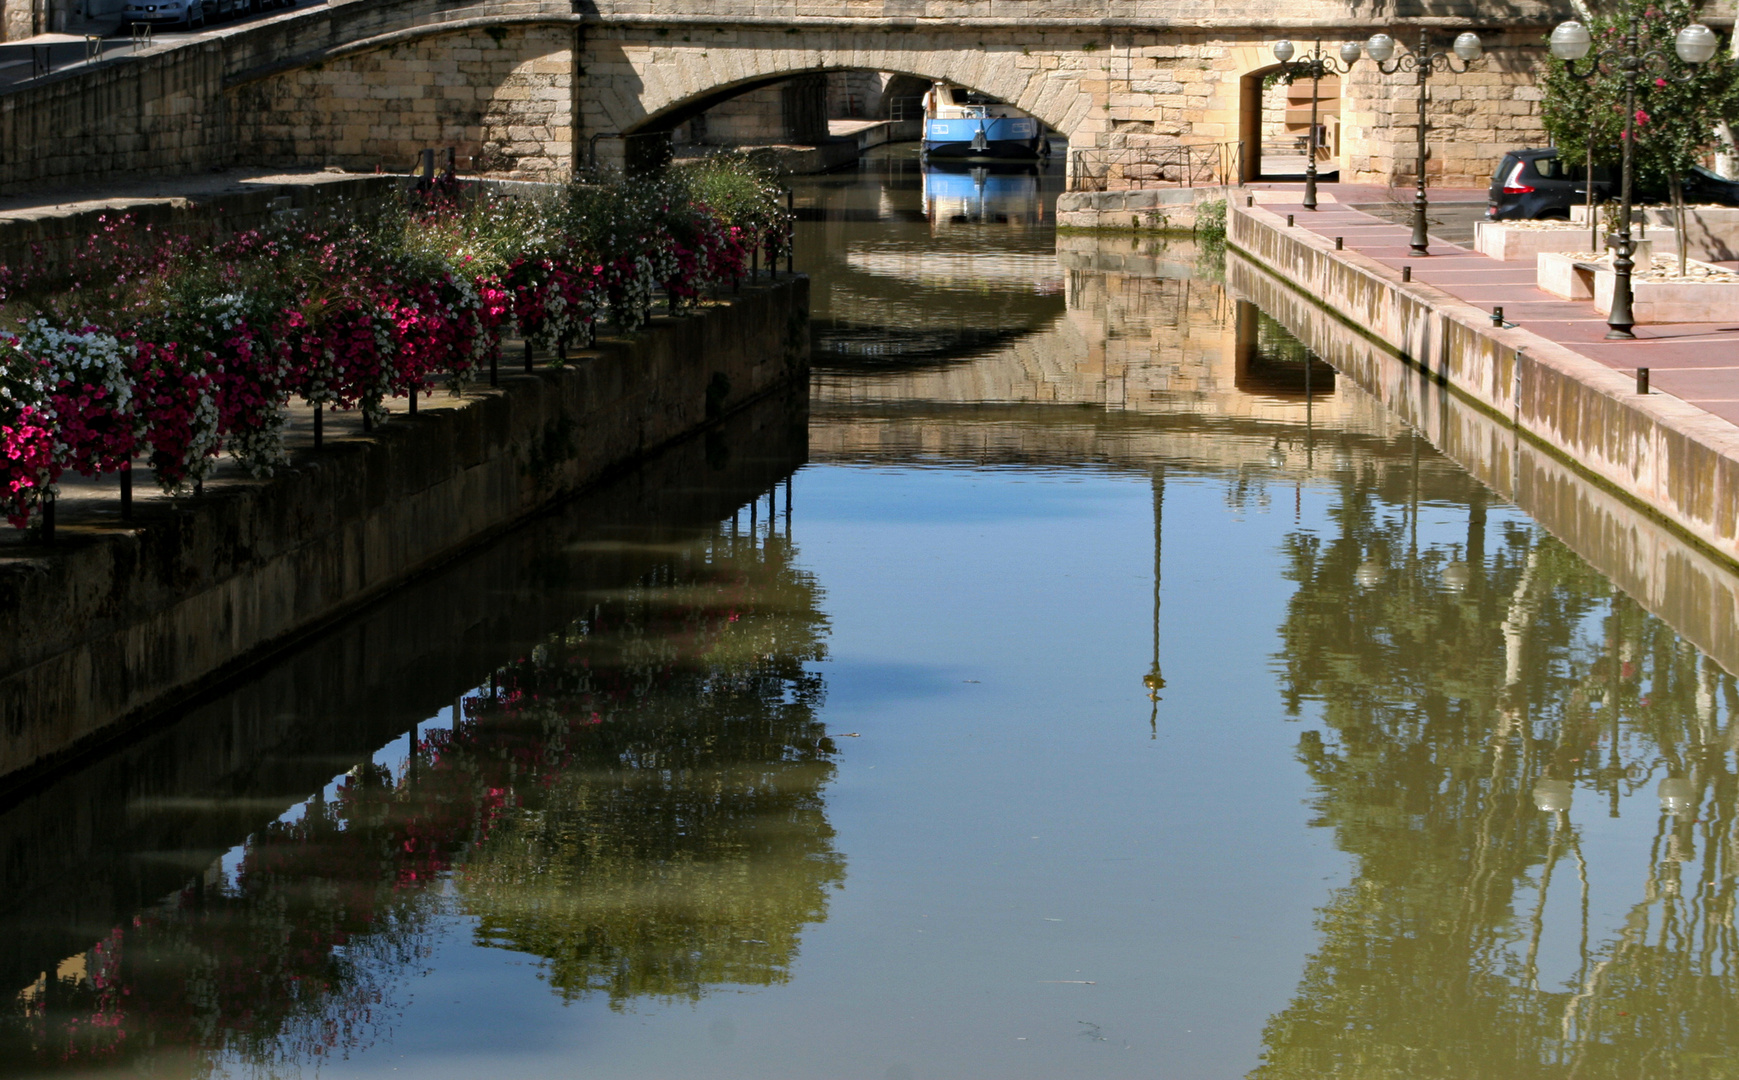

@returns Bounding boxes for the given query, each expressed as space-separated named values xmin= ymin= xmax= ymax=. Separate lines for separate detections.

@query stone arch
xmin=579 ymin=29 xmax=1108 ymax=169
xmin=1214 ymin=45 xmax=1295 ymax=184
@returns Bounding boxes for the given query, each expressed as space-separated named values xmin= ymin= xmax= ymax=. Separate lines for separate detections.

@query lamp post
xmin=1271 ymin=39 xmax=1363 ymax=209
xmin=1366 ymin=28 xmax=1485 ymax=256
xmin=1548 ymin=17 xmax=1719 ymax=339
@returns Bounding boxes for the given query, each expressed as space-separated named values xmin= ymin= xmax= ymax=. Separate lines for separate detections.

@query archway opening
xmin=602 ymin=67 xmax=1062 ymax=177
xmin=1238 ymin=65 xmax=1341 ymax=183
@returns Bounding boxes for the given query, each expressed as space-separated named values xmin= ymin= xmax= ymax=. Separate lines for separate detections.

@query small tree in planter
xmin=1540 ymin=0 xmax=1739 ymax=274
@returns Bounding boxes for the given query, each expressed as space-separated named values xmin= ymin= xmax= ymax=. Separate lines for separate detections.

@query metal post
xmin=1608 ymin=16 xmax=1642 ymax=340
xmin=1304 ymin=42 xmax=1322 ymax=210
xmin=1410 ymin=28 xmax=1432 ymax=257
xmin=40 ymin=493 xmax=53 ymax=544
xmin=1637 ymin=367 xmax=1650 ymax=394
xmin=525 ymin=340 xmax=534 ymax=374
xmin=409 ymin=388 xmax=418 ymax=415
xmin=314 ymin=403 xmax=323 ymax=449
xmin=120 ymin=461 xmax=132 ymax=520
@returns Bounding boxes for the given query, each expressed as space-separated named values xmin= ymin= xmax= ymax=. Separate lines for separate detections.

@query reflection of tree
xmin=454 ymin=530 xmax=842 ymax=1006
xmin=0 ymin=522 xmax=838 ymax=1072
xmin=1256 ymin=448 xmax=1739 ymax=1080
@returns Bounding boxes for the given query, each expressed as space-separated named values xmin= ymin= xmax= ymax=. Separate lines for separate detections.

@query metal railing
xmin=887 ymin=96 xmax=923 ymax=123
xmin=1068 ymin=141 xmax=1244 ymax=192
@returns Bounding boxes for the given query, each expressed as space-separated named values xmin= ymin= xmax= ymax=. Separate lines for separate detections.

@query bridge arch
xmin=578 ymin=27 xmax=1109 ymax=169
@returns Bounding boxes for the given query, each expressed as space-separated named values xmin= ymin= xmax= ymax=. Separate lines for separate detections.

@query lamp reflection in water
xmin=1144 ymin=468 xmax=1166 ymax=735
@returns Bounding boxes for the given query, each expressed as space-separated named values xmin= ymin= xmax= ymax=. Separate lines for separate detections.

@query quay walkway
xmin=1245 ymin=183 xmax=1739 ymax=426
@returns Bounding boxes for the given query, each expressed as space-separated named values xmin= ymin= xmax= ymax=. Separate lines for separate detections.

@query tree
xmin=1539 ymin=0 xmax=1739 ymax=273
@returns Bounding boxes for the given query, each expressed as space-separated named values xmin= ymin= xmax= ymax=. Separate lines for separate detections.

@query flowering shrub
xmin=0 ymin=162 xmax=792 ymax=530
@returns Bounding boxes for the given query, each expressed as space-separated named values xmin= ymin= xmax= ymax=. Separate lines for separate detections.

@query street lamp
xmin=1549 ymin=16 xmax=1719 ymax=339
xmin=1271 ymin=39 xmax=1363 ymax=209
xmin=1367 ymin=28 xmax=1485 ymax=256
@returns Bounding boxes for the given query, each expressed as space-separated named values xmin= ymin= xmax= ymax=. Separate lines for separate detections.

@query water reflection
xmin=797 ymin=149 xmax=1065 ymax=371
xmin=0 ymin=397 xmax=837 ymax=1074
xmin=9 ymin=158 xmax=1739 ymax=1078
xmin=800 ymin=172 xmax=1739 ymax=1076
xmin=1261 ymin=470 xmax=1739 ymax=1076
xmin=921 ymin=164 xmax=1046 ymax=231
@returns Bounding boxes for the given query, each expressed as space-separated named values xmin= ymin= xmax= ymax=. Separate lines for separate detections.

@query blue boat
xmin=921 ymin=82 xmax=1047 ymax=161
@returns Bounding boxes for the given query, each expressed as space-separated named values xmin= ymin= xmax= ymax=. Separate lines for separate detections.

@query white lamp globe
xmin=1676 ymin=23 xmax=1719 ymax=64
xmin=1549 ymin=20 xmax=1593 ymax=60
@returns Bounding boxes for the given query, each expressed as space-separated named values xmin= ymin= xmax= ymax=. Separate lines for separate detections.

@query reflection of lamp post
xmin=1144 ymin=469 xmax=1166 ymax=734
xmin=1365 ymin=29 xmax=1485 ymax=256
xmin=1547 ymin=17 xmax=1719 ymax=339
xmin=1271 ymin=39 xmax=1363 ymax=210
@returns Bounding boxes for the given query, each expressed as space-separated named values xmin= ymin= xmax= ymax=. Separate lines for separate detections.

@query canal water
xmin=4 ymin=150 xmax=1738 ymax=1079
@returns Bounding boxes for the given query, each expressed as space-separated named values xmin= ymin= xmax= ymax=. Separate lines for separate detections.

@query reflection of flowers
xmin=4 ymin=534 xmax=833 ymax=1069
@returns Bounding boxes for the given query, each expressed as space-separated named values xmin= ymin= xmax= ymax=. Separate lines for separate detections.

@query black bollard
xmin=525 ymin=340 xmax=533 ymax=374
xmin=1402 ymin=266 xmax=1412 ymax=283
xmin=314 ymin=403 xmax=323 ymax=448
xmin=1637 ymin=367 xmax=1650 ymax=394
xmin=410 ymin=388 xmax=418 ymax=415
xmin=40 ymin=493 xmax=54 ymax=544
xmin=120 ymin=461 xmax=132 ymax=520
xmin=1335 ymin=237 xmax=1343 ymax=250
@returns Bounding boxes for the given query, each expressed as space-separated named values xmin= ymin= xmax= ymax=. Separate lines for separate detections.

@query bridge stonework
xmin=0 ymin=0 xmax=1575 ymax=194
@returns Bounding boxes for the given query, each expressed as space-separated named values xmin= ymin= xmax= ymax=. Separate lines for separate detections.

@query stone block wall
xmin=0 ymin=276 xmax=811 ymax=788
xmin=1339 ymin=40 xmax=1548 ymax=187
xmin=228 ymin=25 xmax=577 ymax=177
xmin=0 ymin=41 xmax=231 ymax=194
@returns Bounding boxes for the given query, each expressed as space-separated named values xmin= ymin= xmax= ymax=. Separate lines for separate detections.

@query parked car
xmin=1487 ymin=148 xmax=1613 ymax=220
xmin=122 ymin=0 xmax=209 ymax=27
xmin=123 ymin=0 xmax=292 ymax=29
xmin=1489 ymin=146 xmax=1739 ymax=220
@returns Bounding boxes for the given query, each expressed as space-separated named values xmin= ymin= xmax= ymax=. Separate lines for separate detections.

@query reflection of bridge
xmin=811 ymin=235 xmax=1408 ymax=481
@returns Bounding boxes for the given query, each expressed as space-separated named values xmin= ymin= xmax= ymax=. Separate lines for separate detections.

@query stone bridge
xmin=0 ymin=0 xmax=1578 ymax=195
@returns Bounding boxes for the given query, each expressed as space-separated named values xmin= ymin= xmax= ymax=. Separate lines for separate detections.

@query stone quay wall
xmin=1227 ymin=202 xmax=1739 ymax=576
xmin=0 ymin=276 xmax=811 ymax=791
xmin=1226 ymin=246 xmax=1739 ymax=684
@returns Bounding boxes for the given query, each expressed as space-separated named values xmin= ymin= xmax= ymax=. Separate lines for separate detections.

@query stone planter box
xmin=1644 ymin=205 xmax=1739 ymax=262
xmin=1594 ymin=263 xmax=1739 ymax=322
xmin=1477 ymin=221 xmax=1603 ymax=261
xmin=1485 ymin=220 xmax=1674 ymax=261
xmin=1536 ymin=245 xmax=1655 ymax=300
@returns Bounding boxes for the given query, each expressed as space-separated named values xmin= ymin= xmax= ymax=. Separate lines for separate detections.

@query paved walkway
xmin=1250 ymin=184 xmax=1739 ymax=428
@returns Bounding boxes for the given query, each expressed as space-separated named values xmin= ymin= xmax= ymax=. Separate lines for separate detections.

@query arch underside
xmin=583 ymin=33 xmax=1103 ymax=146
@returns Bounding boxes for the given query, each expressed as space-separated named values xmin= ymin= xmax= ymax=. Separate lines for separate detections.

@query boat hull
xmin=922 ymin=116 xmax=1044 ymax=160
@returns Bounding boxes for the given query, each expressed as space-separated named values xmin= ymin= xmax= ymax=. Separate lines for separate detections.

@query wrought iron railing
xmin=1068 ymin=141 xmax=1245 ymax=192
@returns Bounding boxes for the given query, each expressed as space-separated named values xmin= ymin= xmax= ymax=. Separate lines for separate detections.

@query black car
xmin=1488 ymin=147 xmax=1739 ymax=220
xmin=1487 ymin=148 xmax=1613 ymax=220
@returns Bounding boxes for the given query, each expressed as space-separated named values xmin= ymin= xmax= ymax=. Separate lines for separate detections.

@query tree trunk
xmin=1671 ymin=172 xmax=1688 ymax=277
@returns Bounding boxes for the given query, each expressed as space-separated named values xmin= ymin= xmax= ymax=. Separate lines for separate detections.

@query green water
xmin=1 ymin=151 xmax=1736 ymax=1080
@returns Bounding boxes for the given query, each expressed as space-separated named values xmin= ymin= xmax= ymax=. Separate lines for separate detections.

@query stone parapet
xmin=0 ymin=276 xmax=811 ymax=790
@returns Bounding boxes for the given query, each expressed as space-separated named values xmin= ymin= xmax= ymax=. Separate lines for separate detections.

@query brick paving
xmin=1252 ymin=184 xmax=1739 ymax=428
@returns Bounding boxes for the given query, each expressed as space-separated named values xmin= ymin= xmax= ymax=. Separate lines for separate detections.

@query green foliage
xmin=1195 ymin=197 xmax=1227 ymax=241
xmin=1540 ymin=0 xmax=1739 ymax=189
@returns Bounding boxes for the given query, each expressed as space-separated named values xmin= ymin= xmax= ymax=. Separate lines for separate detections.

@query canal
xmin=3 ymin=150 xmax=1738 ymax=1078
